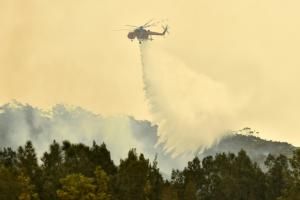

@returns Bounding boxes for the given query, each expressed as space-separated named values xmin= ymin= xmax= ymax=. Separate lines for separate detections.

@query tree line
xmin=0 ymin=140 xmax=299 ymax=200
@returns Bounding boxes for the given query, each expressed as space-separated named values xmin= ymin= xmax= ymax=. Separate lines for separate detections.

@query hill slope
xmin=200 ymin=133 xmax=296 ymax=168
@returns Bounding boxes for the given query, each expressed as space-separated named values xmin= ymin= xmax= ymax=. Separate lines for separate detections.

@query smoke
xmin=0 ymin=101 xmax=190 ymax=173
xmin=0 ymin=101 xmax=145 ymax=161
xmin=139 ymin=43 xmax=246 ymax=156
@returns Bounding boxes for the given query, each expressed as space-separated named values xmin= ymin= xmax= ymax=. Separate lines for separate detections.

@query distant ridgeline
xmin=200 ymin=132 xmax=297 ymax=169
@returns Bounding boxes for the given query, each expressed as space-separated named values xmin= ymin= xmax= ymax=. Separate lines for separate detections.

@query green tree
xmin=94 ymin=166 xmax=111 ymax=200
xmin=198 ymin=155 xmax=221 ymax=200
xmin=62 ymin=141 xmax=94 ymax=176
xmin=183 ymin=157 xmax=203 ymax=187
xmin=17 ymin=141 xmax=42 ymax=196
xmin=116 ymin=149 xmax=150 ymax=200
xmin=91 ymin=142 xmax=117 ymax=175
xmin=57 ymin=173 xmax=96 ymax=200
xmin=198 ymin=151 xmax=266 ymax=200
xmin=161 ymin=182 xmax=178 ymax=200
xmin=41 ymin=140 xmax=64 ymax=200
xmin=183 ymin=180 xmax=197 ymax=200
xmin=265 ymin=154 xmax=291 ymax=200
xmin=278 ymin=149 xmax=300 ymax=200
xmin=146 ymin=155 xmax=164 ymax=200
xmin=0 ymin=147 xmax=17 ymax=169
xmin=171 ymin=169 xmax=185 ymax=200
xmin=18 ymin=172 xmax=40 ymax=200
xmin=17 ymin=141 xmax=40 ymax=179
xmin=0 ymin=165 xmax=20 ymax=200
xmin=231 ymin=150 xmax=266 ymax=200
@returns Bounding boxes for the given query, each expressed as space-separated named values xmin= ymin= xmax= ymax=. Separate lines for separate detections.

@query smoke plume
xmin=0 ymin=101 xmax=190 ymax=173
xmin=140 ymin=43 xmax=246 ymax=156
xmin=0 ymin=101 xmax=144 ymax=160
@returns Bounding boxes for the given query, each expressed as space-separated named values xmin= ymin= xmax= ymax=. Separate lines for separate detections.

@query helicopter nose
xmin=127 ymin=32 xmax=135 ymax=39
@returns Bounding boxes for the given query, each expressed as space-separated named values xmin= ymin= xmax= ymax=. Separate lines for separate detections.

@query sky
xmin=1 ymin=0 xmax=300 ymax=146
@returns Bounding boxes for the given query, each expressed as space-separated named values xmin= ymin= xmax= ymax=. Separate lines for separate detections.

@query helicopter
xmin=116 ymin=20 xmax=169 ymax=43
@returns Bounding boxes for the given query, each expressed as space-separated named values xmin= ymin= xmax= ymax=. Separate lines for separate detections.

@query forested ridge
xmin=0 ymin=140 xmax=299 ymax=200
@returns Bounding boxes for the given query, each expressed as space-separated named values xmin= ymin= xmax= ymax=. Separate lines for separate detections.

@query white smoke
xmin=140 ymin=43 xmax=246 ymax=156
xmin=0 ymin=101 xmax=195 ymax=173
xmin=0 ymin=102 xmax=146 ymax=162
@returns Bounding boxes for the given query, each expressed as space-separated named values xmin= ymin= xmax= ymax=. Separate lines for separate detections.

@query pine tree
xmin=0 ymin=147 xmax=17 ymax=169
xmin=41 ymin=140 xmax=64 ymax=200
xmin=146 ymin=155 xmax=164 ymax=200
xmin=91 ymin=142 xmax=117 ymax=175
xmin=116 ymin=149 xmax=150 ymax=200
xmin=17 ymin=141 xmax=42 ymax=196
xmin=278 ymin=149 xmax=300 ymax=200
xmin=265 ymin=154 xmax=291 ymax=200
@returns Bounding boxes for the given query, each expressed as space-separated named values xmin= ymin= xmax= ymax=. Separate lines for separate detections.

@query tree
xmin=183 ymin=157 xmax=203 ymax=187
xmin=289 ymin=149 xmax=300 ymax=182
xmin=161 ymin=182 xmax=178 ymax=200
xmin=91 ymin=142 xmax=117 ymax=175
xmin=94 ymin=166 xmax=111 ymax=200
xmin=18 ymin=172 xmax=40 ymax=200
xmin=171 ymin=169 xmax=185 ymax=200
xmin=0 ymin=165 xmax=20 ymax=200
xmin=62 ymin=141 xmax=94 ymax=176
xmin=41 ymin=140 xmax=64 ymax=200
xmin=116 ymin=149 xmax=150 ymax=200
xmin=198 ymin=155 xmax=221 ymax=200
xmin=278 ymin=149 xmax=300 ymax=200
xmin=0 ymin=147 xmax=17 ymax=169
xmin=146 ymin=155 xmax=164 ymax=200
xmin=183 ymin=180 xmax=197 ymax=200
xmin=17 ymin=141 xmax=40 ymax=179
xmin=231 ymin=150 xmax=266 ymax=200
xmin=57 ymin=174 xmax=96 ymax=200
xmin=198 ymin=151 xmax=266 ymax=200
xmin=17 ymin=141 xmax=42 ymax=196
xmin=265 ymin=154 xmax=291 ymax=200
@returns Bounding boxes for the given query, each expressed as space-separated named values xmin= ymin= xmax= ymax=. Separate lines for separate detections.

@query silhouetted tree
xmin=0 ymin=165 xmax=20 ymax=200
xmin=115 ymin=149 xmax=150 ymax=200
xmin=40 ymin=140 xmax=64 ymax=200
xmin=146 ymin=155 xmax=164 ymax=200
xmin=17 ymin=141 xmax=42 ymax=196
xmin=265 ymin=154 xmax=291 ymax=200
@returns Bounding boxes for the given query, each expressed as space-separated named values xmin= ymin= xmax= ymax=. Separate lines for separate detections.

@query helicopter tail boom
xmin=148 ymin=25 xmax=168 ymax=36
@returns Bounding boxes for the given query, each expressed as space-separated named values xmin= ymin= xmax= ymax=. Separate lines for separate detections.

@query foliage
xmin=57 ymin=173 xmax=96 ymax=200
xmin=17 ymin=172 xmax=40 ymax=200
xmin=0 ymin=141 xmax=299 ymax=200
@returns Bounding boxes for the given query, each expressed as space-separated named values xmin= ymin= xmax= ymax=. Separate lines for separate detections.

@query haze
xmin=1 ymin=0 xmax=300 ymax=147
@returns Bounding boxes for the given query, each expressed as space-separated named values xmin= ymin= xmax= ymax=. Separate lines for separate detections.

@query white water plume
xmin=139 ymin=43 xmax=245 ymax=156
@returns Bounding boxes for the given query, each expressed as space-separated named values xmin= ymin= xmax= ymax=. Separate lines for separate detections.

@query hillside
xmin=200 ymin=133 xmax=296 ymax=168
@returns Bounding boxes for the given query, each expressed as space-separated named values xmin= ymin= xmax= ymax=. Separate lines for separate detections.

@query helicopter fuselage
xmin=127 ymin=26 xmax=167 ymax=43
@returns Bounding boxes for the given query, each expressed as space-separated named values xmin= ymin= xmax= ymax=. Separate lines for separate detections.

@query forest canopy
xmin=0 ymin=140 xmax=299 ymax=200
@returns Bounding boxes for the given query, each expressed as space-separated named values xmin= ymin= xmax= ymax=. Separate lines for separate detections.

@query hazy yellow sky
xmin=1 ymin=0 xmax=300 ymax=146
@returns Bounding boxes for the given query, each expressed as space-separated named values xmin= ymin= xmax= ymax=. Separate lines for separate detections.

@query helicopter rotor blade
xmin=143 ymin=19 xmax=154 ymax=27
xmin=144 ymin=19 xmax=167 ymax=28
xmin=144 ymin=22 xmax=157 ymax=28
xmin=125 ymin=25 xmax=138 ymax=28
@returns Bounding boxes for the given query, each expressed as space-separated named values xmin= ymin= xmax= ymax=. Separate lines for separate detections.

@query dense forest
xmin=0 ymin=140 xmax=299 ymax=200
